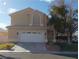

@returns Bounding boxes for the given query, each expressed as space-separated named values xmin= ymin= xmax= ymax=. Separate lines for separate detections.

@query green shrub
xmin=53 ymin=42 xmax=78 ymax=51
xmin=62 ymin=43 xmax=78 ymax=51
xmin=0 ymin=43 xmax=15 ymax=50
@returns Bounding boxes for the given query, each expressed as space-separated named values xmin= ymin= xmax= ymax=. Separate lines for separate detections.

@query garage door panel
xmin=18 ymin=32 xmax=45 ymax=42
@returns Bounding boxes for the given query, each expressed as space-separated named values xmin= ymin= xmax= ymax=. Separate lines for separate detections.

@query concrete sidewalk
xmin=0 ymin=45 xmax=31 ymax=52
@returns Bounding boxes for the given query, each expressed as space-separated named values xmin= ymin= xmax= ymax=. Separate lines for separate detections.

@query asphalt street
xmin=0 ymin=52 xmax=77 ymax=59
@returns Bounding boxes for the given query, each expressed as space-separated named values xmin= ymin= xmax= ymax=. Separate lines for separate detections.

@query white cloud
xmin=8 ymin=8 xmax=17 ymax=14
xmin=3 ymin=2 xmax=7 ymax=6
xmin=0 ymin=1 xmax=7 ymax=6
xmin=40 ymin=0 xmax=54 ymax=3
xmin=0 ymin=23 xmax=8 ymax=30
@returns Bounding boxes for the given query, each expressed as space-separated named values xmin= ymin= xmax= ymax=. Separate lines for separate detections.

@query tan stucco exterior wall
xmin=8 ymin=8 xmax=48 ymax=42
xmin=11 ymin=8 xmax=48 ymax=27
xmin=8 ymin=27 xmax=47 ymax=42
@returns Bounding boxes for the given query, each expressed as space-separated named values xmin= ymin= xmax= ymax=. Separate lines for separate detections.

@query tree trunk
xmin=67 ymin=32 xmax=71 ymax=44
xmin=68 ymin=36 xmax=71 ymax=44
xmin=53 ymin=29 xmax=56 ymax=43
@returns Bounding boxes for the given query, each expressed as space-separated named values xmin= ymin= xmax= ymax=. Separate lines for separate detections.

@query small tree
xmin=48 ymin=0 xmax=68 ymax=43
xmin=48 ymin=0 xmax=78 ymax=44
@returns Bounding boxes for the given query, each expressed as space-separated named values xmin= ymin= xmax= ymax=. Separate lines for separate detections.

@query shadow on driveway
xmin=17 ymin=42 xmax=47 ymax=52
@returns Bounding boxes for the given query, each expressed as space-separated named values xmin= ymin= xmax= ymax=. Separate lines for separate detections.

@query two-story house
xmin=7 ymin=8 xmax=48 ymax=43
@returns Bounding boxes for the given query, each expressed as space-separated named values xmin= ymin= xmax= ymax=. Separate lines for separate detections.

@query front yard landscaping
xmin=46 ymin=42 xmax=78 ymax=51
xmin=60 ymin=43 xmax=78 ymax=51
xmin=55 ymin=43 xmax=78 ymax=51
xmin=0 ymin=43 xmax=15 ymax=50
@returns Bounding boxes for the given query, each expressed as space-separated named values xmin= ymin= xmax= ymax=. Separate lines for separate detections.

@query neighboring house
xmin=0 ymin=28 xmax=6 ymax=32
xmin=0 ymin=28 xmax=8 ymax=43
xmin=7 ymin=8 xmax=48 ymax=43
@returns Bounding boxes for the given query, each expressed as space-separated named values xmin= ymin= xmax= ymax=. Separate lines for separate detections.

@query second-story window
xmin=27 ymin=14 xmax=31 ymax=25
xmin=33 ymin=14 xmax=40 ymax=25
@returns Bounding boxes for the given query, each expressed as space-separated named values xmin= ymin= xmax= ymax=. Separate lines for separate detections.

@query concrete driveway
xmin=15 ymin=42 xmax=47 ymax=52
xmin=0 ymin=43 xmax=77 ymax=59
xmin=0 ymin=42 xmax=47 ymax=52
xmin=0 ymin=52 xmax=77 ymax=59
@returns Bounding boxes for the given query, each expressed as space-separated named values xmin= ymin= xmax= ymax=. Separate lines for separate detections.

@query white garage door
xmin=18 ymin=32 xmax=45 ymax=42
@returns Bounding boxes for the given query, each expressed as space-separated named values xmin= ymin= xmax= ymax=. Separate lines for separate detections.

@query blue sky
xmin=0 ymin=0 xmax=78 ymax=30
